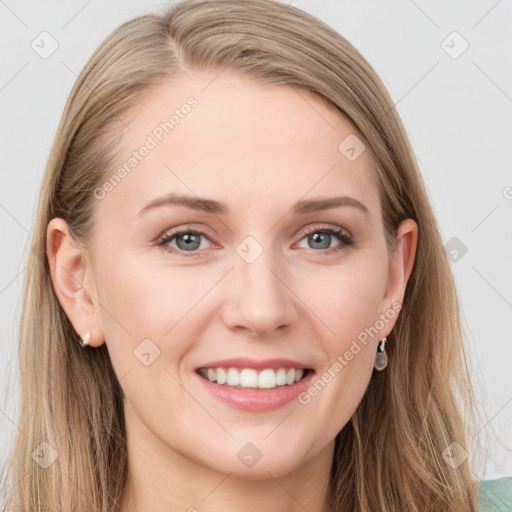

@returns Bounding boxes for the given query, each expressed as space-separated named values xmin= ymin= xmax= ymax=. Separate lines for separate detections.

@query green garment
xmin=478 ymin=477 xmax=512 ymax=511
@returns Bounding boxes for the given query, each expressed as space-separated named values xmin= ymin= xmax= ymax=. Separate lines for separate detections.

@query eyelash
xmin=157 ymin=223 xmax=352 ymax=258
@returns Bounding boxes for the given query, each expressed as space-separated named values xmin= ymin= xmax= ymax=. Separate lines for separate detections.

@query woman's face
xmin=49 ymin=70 xmax=417 ymax=480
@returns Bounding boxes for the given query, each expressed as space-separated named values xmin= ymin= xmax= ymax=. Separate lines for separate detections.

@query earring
xmin=79 ymin=330 xmax=90 ymax=347
xmin=374 ymin=337 xmax=388 ymax=371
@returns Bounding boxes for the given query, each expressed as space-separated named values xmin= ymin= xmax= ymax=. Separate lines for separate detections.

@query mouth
xmin=196 ymin=366 xmax=313 ymax=390
xmin=194 ymin=358 xmax=317 ymax=412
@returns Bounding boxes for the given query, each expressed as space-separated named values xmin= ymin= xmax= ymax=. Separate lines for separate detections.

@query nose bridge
xmin=222 ymin=232 xmax=297 ymax=335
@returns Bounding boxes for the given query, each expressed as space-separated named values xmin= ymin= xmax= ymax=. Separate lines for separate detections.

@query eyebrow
xmin=136 ymin=193 xmax=370 ymax=218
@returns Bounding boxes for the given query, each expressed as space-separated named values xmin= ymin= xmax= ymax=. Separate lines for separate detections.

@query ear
xmin=46 ymin=218 xmax=105 ymax=348
xmin=380 ymin=218 xmax=418 ymax=335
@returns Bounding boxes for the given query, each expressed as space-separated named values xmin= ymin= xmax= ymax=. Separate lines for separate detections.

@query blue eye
xmin=158 ymin=229 xmax=210 ymax=256
xmin=157 ymin=223 xmax=352 ymax=257
xmin=297 ymin=224 xmax=352 ymax=253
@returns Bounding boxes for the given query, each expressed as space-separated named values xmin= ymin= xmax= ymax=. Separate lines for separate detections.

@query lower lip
xmin=195 ymin=370 xmax=315 ymax=412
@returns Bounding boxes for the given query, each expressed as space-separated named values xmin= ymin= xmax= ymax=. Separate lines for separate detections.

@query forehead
xmin=96 ymin=70 xmax=380 ymax=222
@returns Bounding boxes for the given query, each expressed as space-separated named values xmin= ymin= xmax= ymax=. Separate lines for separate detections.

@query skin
xmin=47 ymin=69 xmax=418 ymax=512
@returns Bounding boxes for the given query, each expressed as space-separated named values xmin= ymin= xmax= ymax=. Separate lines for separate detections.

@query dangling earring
xmin=79 ymin=330 xmax=90 ymax=347
xmin=374 ymin=336 xmax=388 ymax=371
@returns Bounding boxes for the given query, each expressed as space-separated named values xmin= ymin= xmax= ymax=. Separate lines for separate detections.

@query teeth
xmin=216 ymin=368 xmax=227 ymax=385
xmin=240 ymin=368 xmax=258 ymax=387
xmin=198 ymin=367 xmax=307 ymax=389
xmin=276 ymin=368 xmax=287 ymax=386
xmin=226 ymin=368 xmax=240 ymax=386
xmin=258 ymin=369 xmax=276 ymax=388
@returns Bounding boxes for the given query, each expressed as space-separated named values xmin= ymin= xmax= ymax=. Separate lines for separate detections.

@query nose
xmin=221 ymin=246 xmax=299 ymax=338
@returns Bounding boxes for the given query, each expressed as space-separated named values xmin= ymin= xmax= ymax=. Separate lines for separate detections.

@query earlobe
xmin=46 ymin=218 xmax=104 ymax=348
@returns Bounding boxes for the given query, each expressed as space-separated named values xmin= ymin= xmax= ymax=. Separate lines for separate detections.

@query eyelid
xmin=298 ymin=222 xmax=352 ymax=239
xmin=157 ymin=222 xmax=350 ymax=241
xmin=293 ymin=223 xmax=353 ymax=253
xmin=156 ymin=223 xmax=214 ymax=244
xmin=157 ymin=222 xmax=353 ymax=255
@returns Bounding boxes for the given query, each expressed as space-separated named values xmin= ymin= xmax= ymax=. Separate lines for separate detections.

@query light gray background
xmin=1 ymin=0 xmax=511 ymax=483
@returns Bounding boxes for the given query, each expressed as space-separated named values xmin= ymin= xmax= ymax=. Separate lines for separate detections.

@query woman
xmin=2 ymin=0 xmax=511 ymax=510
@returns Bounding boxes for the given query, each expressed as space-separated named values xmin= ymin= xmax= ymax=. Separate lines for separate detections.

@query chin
xmin=202 ymin=446 xmax=305 ymax=481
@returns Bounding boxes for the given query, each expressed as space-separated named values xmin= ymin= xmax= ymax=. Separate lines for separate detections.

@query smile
xmin=196 ymin=367 xmax=310 ymax=389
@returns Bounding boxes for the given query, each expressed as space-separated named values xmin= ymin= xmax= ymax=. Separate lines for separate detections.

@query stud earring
xmin=79 ymin=330 xmax=90 ymax=347
xmin=374 ymin=336 xmax=388 ymax=371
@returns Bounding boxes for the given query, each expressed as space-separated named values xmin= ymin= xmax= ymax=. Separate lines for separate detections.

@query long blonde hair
xmin=2 ymin=0 xmax=488 ymax=510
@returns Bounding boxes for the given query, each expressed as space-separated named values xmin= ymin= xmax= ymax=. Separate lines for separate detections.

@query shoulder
xmin=478 ymin=476 xmax=512 ymax=512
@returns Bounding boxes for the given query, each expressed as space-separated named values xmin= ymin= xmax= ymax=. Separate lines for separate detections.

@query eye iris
xmin=176 ymin=233 xmax=201 ymax=251
xmin=162 ymin=227 xmax=347 ymax=255
xmin=309 ymin=232 xmax=331 ymax=249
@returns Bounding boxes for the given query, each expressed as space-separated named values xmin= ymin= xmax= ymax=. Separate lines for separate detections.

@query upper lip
xmin=196 ymin=357 xmax=313 ymax=371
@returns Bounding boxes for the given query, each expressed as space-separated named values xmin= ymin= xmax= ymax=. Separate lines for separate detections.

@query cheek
xmin=96 ymin=254 xmax=183 ymax=330
xmin=307 ymin=258 xmax=387 ymax=346
xmin=309 ymin=258 xmax=387 ymax=419
xmin=94 ymin=253 xmax=214 ymax=362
